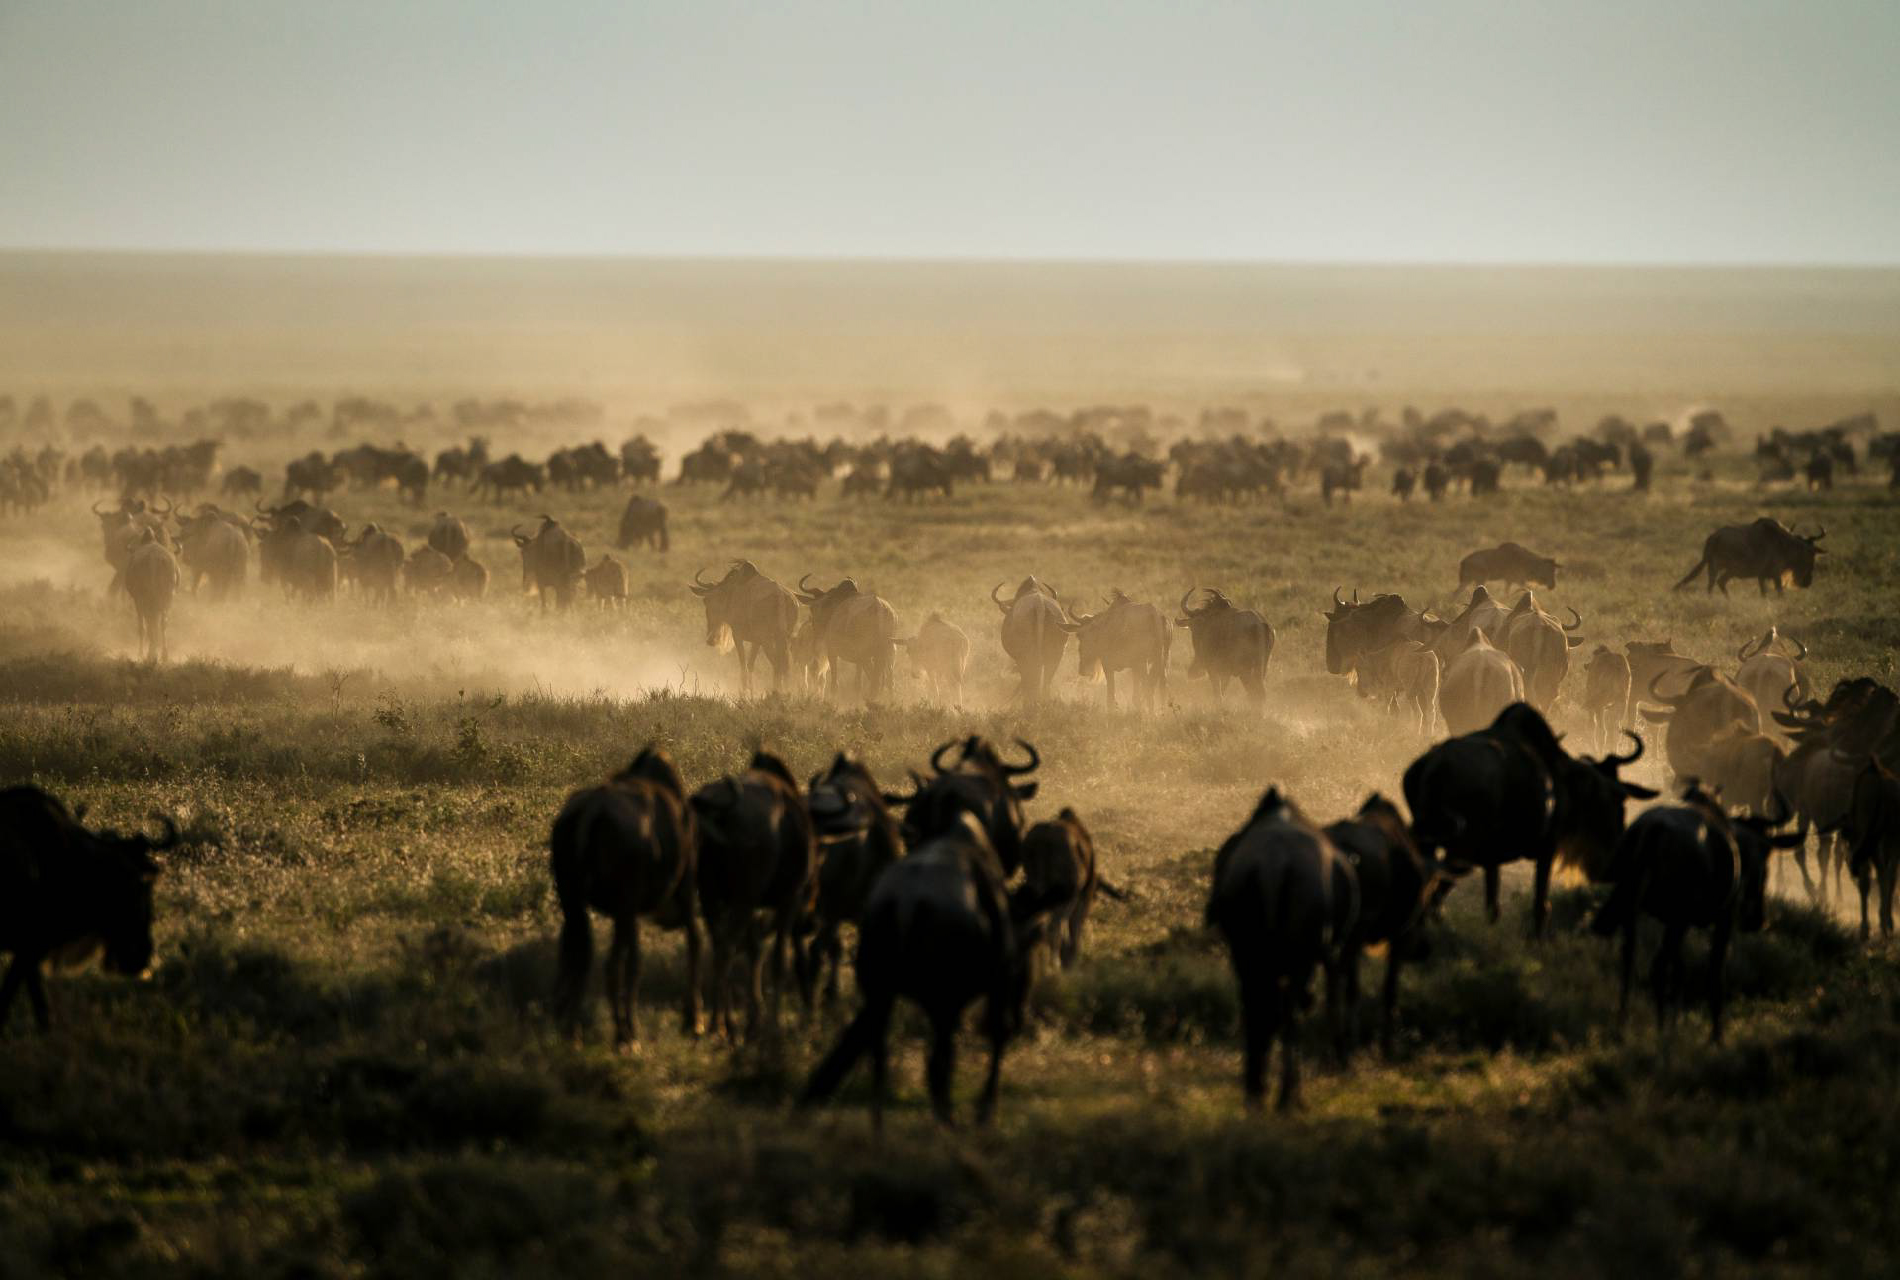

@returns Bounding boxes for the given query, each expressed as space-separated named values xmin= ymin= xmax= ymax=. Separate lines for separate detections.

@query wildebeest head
xmin=990 ymin=576 xmax=1060 ymax=614
xmin=1553 ymin=731 xmax=1659 ymax=879
xmin=889 ymin=736 xmax=1040 ymax=874
xmin=1320 ymin=589 xmax=1416 ymax=676
xmin=85 ymin=815 xmax=176 ymax=977
xmin=688 ymin=560 xmax=763 ymax=651
xmin=1066 ymin=590 xmax=1135 ymax=680
xmin=1787 ymin=526 xmax=1827 ymax=587
xmin=613 ymin=744 xmax=687 ymax=800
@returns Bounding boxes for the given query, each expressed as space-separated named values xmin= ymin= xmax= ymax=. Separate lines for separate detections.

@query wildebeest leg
xmin=681 ymin=912 xmax=704 ymax=1036
xmin=1063 ymin=892 xmax=1092 ymax=969
xmin=799 ymin=991 xmax=891 ymax=1121
xmin=1333 ymin=946 xmax=1361 ymax=1062
xmin=1707 ymin=918 xmax=1732 ymax=1044
xmin=1617 ymin=917 xmax=1639 ymax=1034
xmin=1380 ymin=945 xmax=1404 ymax=1057
xmin=608 ymin=915 xmax=640 ymax=1050
xmin=1103 ymin=669 xmax=1117 ymax=710
xmin=707 ymin=920 xmax=736 ymax=1038
xmin=1530 ymin=854 xmax=1553 ymax=939
xmin=1278 ymin=985 xmax=1302 ymax=1112
xmin=1652 ymin=922 xmax=1687 ymax=1035
xmin=0 ymin=956 xmax=34 ymax=1032
xmin=1856 ymin=855 xmax=1873 ymax=939
xmin=1881 ymin=852 xmax=1899 ymax=938
xmin=22 ymin=967 xmax=51 ymax=1031
xmin=976 ymin=1005 xmax=1008 ymax=1126
xmin=1484 ymin=865 xmax=1501 ymax=924
xmin=744 ymin=919 xmax=768 ymax=1041
xmin=926 ymin=1007 xmax=961 ymax=1125
xmin=1792 ymin=820 xmax=1818 ymax=901
xmin=1238 ymin=971 xmax=1272 ymax=1109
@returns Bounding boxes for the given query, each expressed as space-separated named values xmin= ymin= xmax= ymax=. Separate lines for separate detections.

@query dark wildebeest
xmin=1391 ymin=467 xmax=1416 ymax=501
xmin=1356 ymin=640 xmax=1442 ymax=736
xmin=1404 ymin=705 xmax=1656 ymax=934
xmin=1590 ymin=786 xmax=1801 ymax=1041
xmin=1319 ymin=589 xmax=1436 ymax=683
xmin=721 ymin=460 xmax=767 ymax=502
xmin=1422 ymin=461 xmax=1449 ymax=501
xmin=1457 ymin=542 xmax=1560 ymax=592
xmin=0 ymin=787 xmax=174 ymax=1031
xmin=1581 ymin=645 xmax=1633 ymax=754
xmin=689 ymin=561 xmax=799 ymax=695
xmin=1805 ymin=450 xmax=1834 ymax=492
xmin=898 ymin=612 xmax=971 ymax=704
xmin=616 ymin=495 xmax=669 ymax=552
xmin=474 ymin=454 xmax=545 ymax=503
xmin=512 ymin=516 xmax=586 ymax=610
xmin=1068 ymin=590 xmax=1171 ymax=712
xmin=992 ymin=577 xmax=1072 ymax=705
xmin=220 ymin=465 xmax=263 ymax=501
xmin=1839 ymin=757 xmax=1900 ymax=939
xmin=890 ymin=737 xmax=1041 ymax=876
xmin=1175 ymin=588 xmax=1274 ymax=708
xmin=794 ymin=575 xmax=899 ymax=702
xmin=550 ymin=747 xmax=702 ymax=1049
xmin=798 ymin=816 xmax=1040 ymax=1129
xmin=1323 ymin=794 xmax=1441 ymax=1056
xmin=257 ymin=514 xmax=338 ymax=602
xmin=583 ymin=554 xmax=630 ymax=607
xmin=426 ymin=511 xmax=471 ymax=563
xmin=1624 ymin=639 xmax=1704 ymax=729
xmin=1091 ymin=454 xmax=1165 ymax=504
xmin=1629 ymin=442 xmax=1654 ymax=491
xmin=1205 ymin=788 xmax=1356 ymax=1110
xmin=801 ymin=753 xmax=904 ymax=1007
xmin=1674 ymin=517 xmax=1826 ymax=596
xmin=125 ymin=531 xmax=180 ymax=661
xmin=1012 ymin=807 xmax=1107 ymax=970
xmin=691 ymin=751 xmax=816 ymax=1040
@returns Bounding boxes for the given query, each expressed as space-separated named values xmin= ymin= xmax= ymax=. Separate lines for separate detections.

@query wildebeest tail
xmin=550 ymin=812 xmax=597 ymax=1023
xmin=1097 ymin=876 xmax=1131 ymax=902
xmin=1672 ymin=549 xmax=1710 ymax=591
xmin=799 ymin=997 xmax=887 ymax=1106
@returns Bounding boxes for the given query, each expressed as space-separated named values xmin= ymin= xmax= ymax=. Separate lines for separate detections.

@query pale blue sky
xmin=2 ymin=1 xmax=1895 ymax=263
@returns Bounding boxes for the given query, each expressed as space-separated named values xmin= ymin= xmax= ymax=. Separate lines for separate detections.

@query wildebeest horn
xmin=1179 ymin=587 xmax=1197 ymax=615
xmin=928 ymin=739 xmax=959 ymax=774
xmin=151 ymin=497 xmax=173 ymax=516
xmin=1648 ymin=670 xmax=1683 ymax=705
xmin=91 ymin=498 xmax=109 ymax=515
xmin=1001 ymin=739 xmax=1040 ymax=776
xmin=1791 ymin=635 xmax=1808 ymax=660
xmin=1562 ymin=607 xmax=1582 ymax=631
xmin=990 ymin=582 xmax=1009 ymax=612
xmin=1352 ymin=589 xmax=1360 ymax=604
xmin=1765 ymin=788 xmax=1793 ymax=826
xmin=149 ymin=815 xmax=181 ymax=850
xmin=694 ymin=567 xmax=714 ymax=588
xmin=1332 ymin=586 xmax=1345 ymax=609
xmin=1807 ymin=526 xmax=1826 ymax=542
xmin=1605 ymin=731 xmax=1644 ymax=768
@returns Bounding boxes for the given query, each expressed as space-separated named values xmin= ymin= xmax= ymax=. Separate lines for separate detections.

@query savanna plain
xmin=3 ymin=257 xmax=1900 ymax=1278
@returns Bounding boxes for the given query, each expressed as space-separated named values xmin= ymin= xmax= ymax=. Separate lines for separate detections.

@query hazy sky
xmin=2 ymin=1 xmax=1896 ymax=263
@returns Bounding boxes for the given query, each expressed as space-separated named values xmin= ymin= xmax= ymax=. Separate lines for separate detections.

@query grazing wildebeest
xmin=1496 ymin=593 xmax=1583 ymax=712
xmin=1175 ymin=588 xmax=1274 ymax=708
xmin=1582 ymin=645 xmax=1632 ymax=754
xmin=1674 ymin=517 xmax=1826 ymax=596
xmin=404 ymin=546 xmax=453 ymax=595
xmin=1011 ymin=807 xmax=1103 ymax=970
xmin=1205 ymin=787 xmax=1356 ymax=1110
xmin=174 ymin=506 xmax=250 ymax=600
xmin=345 ymin=524 xmax=405 ymax=606
xmin=451 ymin=554 xmax=489 ymax=601
xmin=1067 ymin=590 xmax=1171 ymax=712
xmin=1734 ymin=627 xmax=1809 ymax=729
xmin=691 ymin=751 xmax=816 ymax=1040
xmin=799 ymin=816 xmax=1039 ymax=1129
xmin=890 ymin=737 xmax=1041 ymax=876
xmin=1437 ymin=632 xmax=1526 ymax=736
xmin=1456 ymin=542 xmax=1560 ymax=592
xmin=801 ymin=753 xmax=904 ymax=1007
xmin=511 ymin=516 xmax=586 ymax=610
xmin=1322 ymin=794 xmax=1440 ymax=1056
xmin=689 ymin=561 xmax=799 ymax=695
xmin=582 ymin=554 xmax=630 ymax=607
xmin=615 ymin=495 xmax=669 ymax=552
xmin=426 ymin=511 xmax=471 ymax=563
xmin=550 ymin=747 xmax=702 ymax=1049
xmin=1590 ymin=786 xmax=1800 ymax=1041
xmin=898 ymin=612 xmax=971 ymax=704
xmin=794 ymin=575 xmax=899 ymax=702
xmin=0 ymin=786 xmax=174 ymax=1031
xmin=992 ymin=577 xmax=1072 ymax=705
xmin=124 ymin=531 xmax=180 ymax=661
xmin=1405 ymin=706 xmax=1656 ymax=933
xmin=1840 ymin=758 xmax=1900 ymax=939
xmin=1639 ymin=667 xmax=1762 ymax=784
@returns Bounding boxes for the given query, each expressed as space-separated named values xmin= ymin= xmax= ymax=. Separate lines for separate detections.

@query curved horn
xmin=694 ymin=567 xmax=714 ymax=588
xmin=798 ymin=572 xmax=817 ymax=594
xmin=149 ymin=815 xmax=181 ymax=851
xmin=1765 ymin=788 xmax=1793 ymax=826
xmin=150 ymin=497 xmax=174 ymax=517
xmin=1791 ymin=635 xmax=1808 ymax=661
xmin=1332 ymin=586 xmax=1345 ymax=609
xmin=1179 ymin=587 xmax=1197 ymax=615
xmin=1563 ymin=607 xmax=1582 ymax=631
xmin=91 ymin=498 xmax=109 ymax=515
xmin=1808 ymin=525 xmax=1826 ymax=542
xmin=1001 ymin=738 xmax=1041 ymax=776
xmin=929 ymin=739 xmax=958 ymax=774
xmin=991 ymin=582 xmax=1010 ymax=612
xmin=1737 ymin=636 xmax=1754 ymax=662
xmin=1648 ymin=670 xmax=1683 ymax=705
xmin=1605 ymin=730 xmax=1644 ymax=768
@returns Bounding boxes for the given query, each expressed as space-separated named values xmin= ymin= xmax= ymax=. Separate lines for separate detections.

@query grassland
xmin=1 ymin=416 xmax=1898 ymax=1278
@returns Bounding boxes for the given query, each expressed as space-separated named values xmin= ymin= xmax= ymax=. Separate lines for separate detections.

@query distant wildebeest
xmin=1391 ymin=467 xmax=1416 ymax=501
xmin=1841 ymin=757 xmax=1900 ymax=939
xmin=1468 ymin=458 xmax=1502 ymax=496
xmin=220 ymin=465 xmax=263 ymax=501
xmin=1674 ymin=517 xmax=1826 ymax=596
xmin=257 ymin=514 xmax=338 ymax=603
xmin=799 ymin=815 xmax=1040 ymax=1129
xmin=512 ymin=516 xmax=586 ymax=609
xmin=452 ymin=554 xmax=489 ymax=601
xmin=1319 ymin=458 xmax=1367 ymax=507
xmin=795 ymin=575 xmax=899 ymax=702
xmin=801 ymin=753 xmax=904 ymax=1007
xmin=0 ymin=786 xmax=174 ymax=1031
xmin=550 ymin=746 xmax=702 ymax=1049
xmin=426 ymin=511 xmax=471 ymax=563
xmin=1205 ymin=787 xmax=1355 ymax=1110
xmin=993 ymin=577 xmax=1073 ymax=705
xmin=839 ymin=465 xmax=882 ymax=498
xmin=1805 ymin=450 xmax=1834 ymax=492
xmin=719 ymin=460 xmax=767 ymax=503
xmin=619 ymin=438 xmax=662 ymax=486
xmin=898 ymin=612 xmax=971 ymax=704
xmin=1581 ymin=645 xmax=1633 ymax=754
xmin=616 ymin=495 xmax=669 ymax=552
xmin=1422 ymin=461 xmax=1449 ymax=501
xmin=1405 ymin=705 xmax=1656 ymax=933
xmin=1175 ymin=588 xmax=1274 ymax=708
xmin=174 ymin=506 xmax=250 ymax=600
xmin=1012 ymin=807 xmax=1104 ymax=970
xmin=283 ymin=451 xmax=341 ymax=500
xmin=1067 ymin=590 xmax=1171 ymax=712
xmin=583 ymin=554 xmax=630 ymax=607
xmin=125 ymin=530 xmax=180 ymax=661
xmin=473 ymin=454 xmax=546 ymax=503
xmin=1457 ymin=542 xmax=1559 ymax=592
xmin=691 ymin=751 xmax=816 ymax=1040
xmin=1590 ymin=785 xmax=1801 ymax=1042
xmin=345 ymin=524 xmax=405 ymax=607
xmin=94 ymin=496 xmax=175 ymax=594
xmin=1629 ymin=442 xmax=1654 ymax=491
xmin=690 ymin=561 xmax=799 ymax=695
xmin=889 ymin=736 xmax=1041 ymax=876
xmin=1091 ymin=454 xmax=1164 ymax=504
xmin=1322 ymin=794 xmax=1440 ymax=1056
xmin=1496 ymin=593 xmax=1583 ymax=712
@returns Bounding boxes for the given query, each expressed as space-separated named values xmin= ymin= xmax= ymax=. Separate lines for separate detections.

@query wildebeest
xmin=1734 ymin=627 xmax=1809 ymax=728
xmin=1175 ymin=588 xmax=1274 ymax=708
xmin=345 ymin=524 xmax=405 ymax=607
xmin=220 ymin=465 xmax=263 ymax=501
xmin=1629 ymin=442 xmax=1654 ymax=491
xmin=1320 ymin=458 xmax=1367 ymax=507
xmin=615 ymin=495 xmax=669 ymax=552
xmin=992 ymin=577 xmax=1072 ymax=705
xmin=1674 ymin=517 xmax=1826 ymax=596
xmin=1091 ymin=454 xmax=1164 ymax=504
xmin=257 ymin=515 xmax=338 ymax=602
xmin=426 ymin=511 xmax=471 ymax=563
xmin=582 ymin=554 xmax=630 ymax=607
xmin=174 ymin=506 xmax=250 ymax=600
xmin=691 ymin=751 xmax=816 ymax=1040
xmin=799 ymin=815 xmax=1039 ymax=1129
xmin=1319 ymin=589 xmax=1436 ymax=682
xmin=474 ymin=454 xmax=545 ymax=503
xmin=1805 ymin=450 xmax=1834 ymax=492
xmin=1012 ymin=807 xmax=1102 ymax=970
xmin=801 ymin=753 xmax=904 ymax=1007
xmin=794 ymin=575 xmax=899 ymax=702
xmin=1457 ymin=542 xmax=1560 ymax=592
xmin=94 ymin=496 xmax=175 ymax=593
xmin=1422 ymin=461 xmax=1449 ymax=501
xmin=1840 ymin=758 xmax=1900 ymax=938
xmin=404 ymin=546 xmax=453 ymax=595
xmin=0 ymin=786 xmax=174 ymax=1031
xmin=1405 ymin=705 xmax=1656 ymax=933
xmin=1624 ymin=639 xmax=1703 ymax=729
xmin=1322 ymin=794 xmax=1440 ymax=1056
xmin=1068 ymin=590 xmax=1171 ymax=712
xmin=898 ymin=612 xmax=971 ymax=704
xmin=125 ymin=531 xmax=180 ymax=661
xmin=550 ymin=746 xmax=702 ymax=1049
xmin=1205 ymin=787 xmax=1355 ymax=1110
xmin=1581 ymin=645 xmax=1632 ymax=754
xmin=1437 ymin=631 xmax=1526 ymax=736
xmin=1496 ymin=593 xmax=1582 ymax=712
xmin=512 ymin=516 xmax=586 ymax=610
xmin=1391 ymin=467 xmax=1416 ymax=501
xmin=1640 ymin=667 xmax=1762 ymax=784
xmin=690 ymin=561 xmax=799 ymax=695
xmin=1355 ymin=640 xmax=1441 ymax=736
xmin=890 ymin=736 xmax=1040 ymax=876
xmin=451 ymin=554 xmax=490 ymax=601
xmin=1590 ymin=786 xmax=1800 ymax=1041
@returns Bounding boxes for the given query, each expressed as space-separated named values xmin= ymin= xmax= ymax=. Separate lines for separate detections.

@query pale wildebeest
xmin=512 ymin=516 xmax=585 ymax=610
xmin=1067 ymin=590 xmax=1171 ymax=711
xmin=0 ymin=786 xmax=174 ymax=1031
xmin=124 ymin=530 xmax=180 ymax=662
xmin=1734 ymin=627 xmax=1809 ymax=733
xmin=173 ymin=506 xmax=249 ymax=600
xmin=1356 ymin=640 xmax=1441 ymax=736
xmin=1496 ymin=593 xmax=1583 ymax=712
xmin=788 ymin=616 xmax=829 ymax=693
xmin=583 ymin=554 xmax=630 ymax=607
xmin=550 ymin=746 xmax=702 ymax=1049
xmin=1012 ymin=807 xmax=1105 ymax=970
xmin=891 ymin=737 xmax=1040 ymax=875
xmin=1840 ymin=757 xmax=1900 ymax=939
xmin=795 ymin=575 xmax=899 ymax=702
xmin=1703 ymin=730 xmax=1785 ymax=816
xmin=1437 ymin=631 xmax=1526 ymax=736
xmin=452 ymin=555 xmax=489 ymax=601
xmin=1624 ymin=639 xmax=1703 ymax=729
xmin=93 ymin=496 xmax=174 ymax=594
xmin=992 ymin=577 xmax=1072 ymax=706
xmin=898 ymin=612 xmax=971 ymax=704
xmin=1457 ymin=542 xmax=1560 ymax=592
xmin=691 ymin=751 xmax=816 ymax=1040
xmin=346 ymin=524 xmax=405 ymax=607
xmin=1322 ymin=795 xmax=1441 ymax=1056
xmin=1581 ymin=646 xmax=1633 ymax=754
xmin=801 ymin=753 xmax=903 ymax=1007
xmin=1175 ymin=588 xmax=1274 ymax=708
xmin=1639 ymin=666 xmax=1762 ymax=784
xmin=689 ymin=561 xmax=799 ymax=694
xmin=1405 ymin=706 xmax=1656 ymax=934
xmin=1674 ymin=517 xmax=1826 ymax=596
xmin=616 ymin=495 xmax=669 ymax=552
xmin=404 ymin=546 xmax=454 ymax=596
xmin=1590 ymin=785 xmax=1800 ymax=1042
xmin=1205 ymin=788 xmax=1356 ymax=1110
xmin=799 ymin=816 xmax=1041 ymax=1130
xmin=426 ymin=511 xmax=470 ymax=563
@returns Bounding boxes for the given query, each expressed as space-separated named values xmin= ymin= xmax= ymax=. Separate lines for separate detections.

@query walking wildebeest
xmin=889 ymin=737 xmax=1041 ymax=876
xmin=1581 ymin=645 xmax=1632 ymax=754
xmin=345 ymin=524 xmax=405 ymax=607
xmin=1067 ymin=590 xmax=1171 ymax=712
xmin=1495 ymin=593 xmax=1583 ymax=712
xmin=801 ymin=753 xmax=904 ymax=1007
xmin=1674 ymin=517 xmax=1826 ymax=596
xmin=795 ymin=575 xmax=899 ymax=702
xmin=583 ymin=554 xmax=630 ymax=607
xmin=0 ymin=786 xmax=174 ymax=1031
xmin=1734 ymin=628 xmax=1809 ymax=730
xmin=426 ymin=511 xmax=471 ymax=563
xmin=174 ymin=506 xmax=249 ymax=600
xmin=616 ymin=495 xmax=669 ymax=552
xmin=1012 ymin=807 xmax=1104 ymax=970
xmin=992 ymin=577 xmax=1072 ymax=705
xmin=550 ymin=746 xmax=702 ymax=1049
xmin=898 ymin=612 xmax=971 ymax=704
xmin=1840 ymin=757 xmax=1900 ymax=939
xmin=689 ymin=561 xmax=799 ymax=695
xmin=124 ymin=530 xmax=180 ymax=661
xmin=404 ymin=546 xmax=453 ymax=595
xmin=1639 ymin=666 xmax=1762 ymax=784
xmin=1175 ymin=588 xmax=1274 ymax=708
xmin=1456 ymin=542 xmax=1560 ymax=592
xmin=452 ymin=554 xmax=490 ymax=601
xmin=1437 ymin=631 xmax=1526 ymax=736
xmin=1323 ymin=794 xmax=1441 ymax=1056
xmin=512 ymin=516 xmax=586 ymax=609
